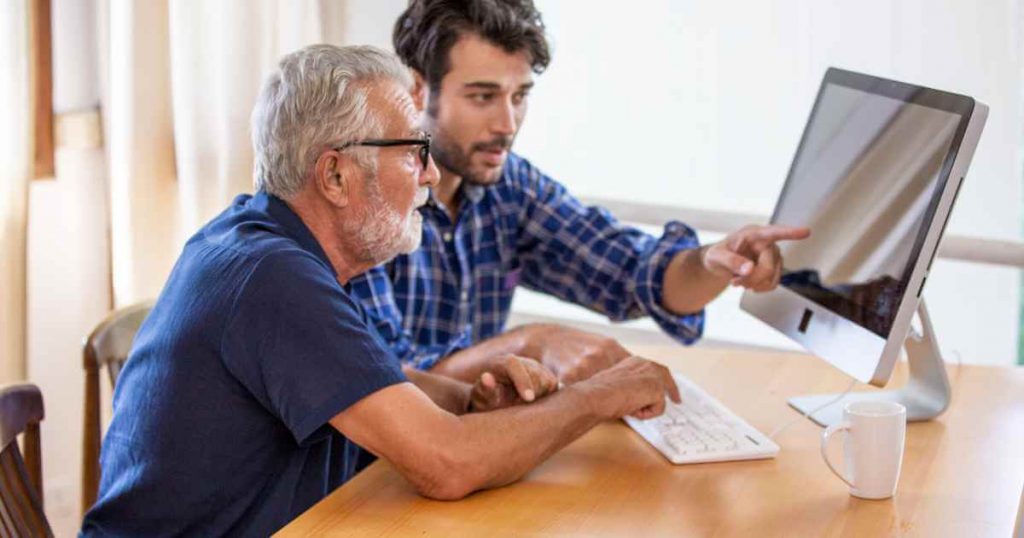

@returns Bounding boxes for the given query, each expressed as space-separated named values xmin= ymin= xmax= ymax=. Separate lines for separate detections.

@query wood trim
xmin=582 ymin=196 xmax=1024 ymax=269
xmin=506 ymin=311 xmax=784 ymax=353
xmin=28 ymin=0 xmax=55 ymax=180
xmin=55 ymin=109 xmax=103 ymax=150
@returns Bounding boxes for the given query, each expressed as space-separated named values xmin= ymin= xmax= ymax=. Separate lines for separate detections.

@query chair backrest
xmin=80 ymin=301 xmax=152 ymax=516
xmin=0 ymin=383 xmax=52 ymax=538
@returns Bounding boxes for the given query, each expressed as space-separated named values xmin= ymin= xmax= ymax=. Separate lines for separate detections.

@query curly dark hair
xmin=393 ymin=0 xmax=551 ymax=93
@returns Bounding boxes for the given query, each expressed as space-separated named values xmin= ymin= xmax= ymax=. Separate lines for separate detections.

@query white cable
xmin=768 ymin=378 xmax=858 ymax=440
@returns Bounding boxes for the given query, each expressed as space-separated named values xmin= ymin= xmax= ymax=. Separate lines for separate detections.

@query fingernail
xmin=524 ymin=389 xmax=535 ymax=401
xmin=741 ymin=262 xmax=753 ymax=275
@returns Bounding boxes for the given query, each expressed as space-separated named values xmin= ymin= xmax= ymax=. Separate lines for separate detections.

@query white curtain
xmin=0 ymin=0 xmax=31 ymax=383
xmin=101 ymin=0 xmax=348 ymax=306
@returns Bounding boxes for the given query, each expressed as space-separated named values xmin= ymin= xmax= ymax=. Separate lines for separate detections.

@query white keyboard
xmin=624 ymin=373 xmax=779 ymax=464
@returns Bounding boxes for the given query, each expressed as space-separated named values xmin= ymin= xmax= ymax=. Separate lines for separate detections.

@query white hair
xmin=250 ymin=44 xmax=414 ymax=198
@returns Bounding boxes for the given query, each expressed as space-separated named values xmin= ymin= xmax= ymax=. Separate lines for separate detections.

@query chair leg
xmin=82 ymin=367 xmax=100 ymax=515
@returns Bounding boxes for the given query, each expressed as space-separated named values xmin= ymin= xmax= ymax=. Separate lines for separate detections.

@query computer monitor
xmin=740 ymin=67 xmax=988 ymax=427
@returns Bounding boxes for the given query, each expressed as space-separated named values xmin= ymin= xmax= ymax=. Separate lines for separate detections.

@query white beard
xmin=349 ymin=182 xmax=425 ymax=264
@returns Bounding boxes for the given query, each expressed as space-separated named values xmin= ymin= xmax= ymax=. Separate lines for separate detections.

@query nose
xmin=491 ymin=99 xmax=517 ymax=136
xmin=421 ymin=155 xmax=441 ymax=188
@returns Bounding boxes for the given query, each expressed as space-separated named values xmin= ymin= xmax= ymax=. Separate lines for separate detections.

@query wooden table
xmin=278 ymin=345 xmax=1024 ymax=537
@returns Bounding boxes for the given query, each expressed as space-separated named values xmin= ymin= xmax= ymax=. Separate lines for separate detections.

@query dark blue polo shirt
xmin=81 ymin=192 xmax=406 ymax=537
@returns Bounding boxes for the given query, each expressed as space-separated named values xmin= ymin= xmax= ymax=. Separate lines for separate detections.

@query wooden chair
xmin=80 ymin=301 xmax=152 ymax=515
xmin=0 ymin=383 xmax=52 ymax=537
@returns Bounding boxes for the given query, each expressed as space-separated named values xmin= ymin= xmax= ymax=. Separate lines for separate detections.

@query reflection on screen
xmin=775 ymin=84 xmax=960 ymax=337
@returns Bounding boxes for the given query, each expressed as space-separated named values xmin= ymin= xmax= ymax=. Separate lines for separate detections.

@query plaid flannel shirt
xmin=346 ymin=153 xmax=704 ymax=370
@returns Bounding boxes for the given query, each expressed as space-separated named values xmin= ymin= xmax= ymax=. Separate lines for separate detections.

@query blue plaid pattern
xmin=346 ymin=153 xmax=705 ymax=370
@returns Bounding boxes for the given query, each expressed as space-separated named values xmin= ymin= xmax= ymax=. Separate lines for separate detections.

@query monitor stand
xmin=788 ymin=299 xmax=951 ymax=427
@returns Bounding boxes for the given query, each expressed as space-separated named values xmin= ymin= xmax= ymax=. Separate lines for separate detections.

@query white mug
xmin=820 ymin=400 xmax=907 ymax=500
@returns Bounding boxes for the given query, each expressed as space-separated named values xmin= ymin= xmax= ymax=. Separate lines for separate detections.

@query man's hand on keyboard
xmin=579 ymin=357 xmax=681 ymax=420
xmin=469 ymin=354 xmax=559 ymax=412
xmin=517 ymin=324 xmax=631 ymax=384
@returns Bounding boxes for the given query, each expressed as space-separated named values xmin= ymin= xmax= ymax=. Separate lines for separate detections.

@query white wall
xmin=511 ymin=0 xmax=1024 ymax=366
xmin=341 ymin=0 xmax=406 ymax=46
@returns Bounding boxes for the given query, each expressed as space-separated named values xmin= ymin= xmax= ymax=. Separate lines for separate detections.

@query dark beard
xmin=426 ymin=97 xmax=512 ymax=185
xmin=430 ymin=131 xmax=512 ymax=185
xmin=429 ymin=127 xmax=477 ymax=183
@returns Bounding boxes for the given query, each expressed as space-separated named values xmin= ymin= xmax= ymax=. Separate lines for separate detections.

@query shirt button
xmin=443 ymin=232 xmax=453 ymax=242
xmin=460 ymin=290 xmax=469 ymax=302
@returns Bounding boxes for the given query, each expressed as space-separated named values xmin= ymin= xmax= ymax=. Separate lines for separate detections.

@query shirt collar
xmin=424 ymin=180 xmax=487 ymax=211
xmin=462 ymin=182 xmax=486 ymax=203
xmin=252 ymin=190 xmax=335 ymax=275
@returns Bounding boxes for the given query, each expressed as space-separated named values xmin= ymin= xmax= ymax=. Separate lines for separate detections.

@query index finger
xmin=522 ymin=358 xmax=558 ymax=397
xmin=534 ymin=362 xmax=559 ymax=395
xmin=751 ymin=225 xmax=811 ymax=244
xmin=503 ymin=359 xmax=538 ymax=402
xmin=660 ymin=367 xmax=681 ymax=404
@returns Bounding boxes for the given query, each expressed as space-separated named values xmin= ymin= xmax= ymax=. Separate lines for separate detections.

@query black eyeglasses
xmin=334 ymin=135 xmax=432 ymax=171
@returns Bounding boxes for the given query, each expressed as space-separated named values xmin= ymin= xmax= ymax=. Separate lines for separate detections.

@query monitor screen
xmin=772 ymin=81 xmax=963 ymax=338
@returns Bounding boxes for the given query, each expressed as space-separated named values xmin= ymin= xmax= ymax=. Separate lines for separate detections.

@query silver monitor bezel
xmin=741 ymin=68 xmax=988 ymax=387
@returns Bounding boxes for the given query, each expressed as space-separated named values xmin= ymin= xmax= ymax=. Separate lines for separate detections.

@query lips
xmin=478 ymin=148 xmax=507 ymax=167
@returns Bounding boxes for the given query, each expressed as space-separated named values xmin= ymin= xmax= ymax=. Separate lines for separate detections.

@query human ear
xmin=314 ymin=151 xmax=350 ymax=208
xmin=411 ymin=70 xmax=428 ymax=111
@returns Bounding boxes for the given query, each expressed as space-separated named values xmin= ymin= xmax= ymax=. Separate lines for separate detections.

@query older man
xmin=80 ymin=45 xmax=678 ymax=536
xmin=347 ymin=0 xmax=810 ymax=384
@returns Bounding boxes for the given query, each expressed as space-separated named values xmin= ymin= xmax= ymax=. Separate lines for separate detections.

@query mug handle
xmin=820 ymin=421 xmax=855 ymax=489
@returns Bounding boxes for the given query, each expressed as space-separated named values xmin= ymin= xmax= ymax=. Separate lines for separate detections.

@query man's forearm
xmin=428 ymin=326 xmax=532 ymax=382
xmin=334 ymin=358 xmax=669 ymax=500
xmin=661 ymin=246 xmax=730 ymax=315
xmin=404 ymin=366 xmax=471 ymax=414
xmin=439 ymin=384 xmax=604 ymax=494
xmin=335 ymin=381 xmax=606 ymax=500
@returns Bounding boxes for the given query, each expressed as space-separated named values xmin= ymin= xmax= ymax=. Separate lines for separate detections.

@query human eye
xmin=468 ymin=92 xmax=496 ymax=105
